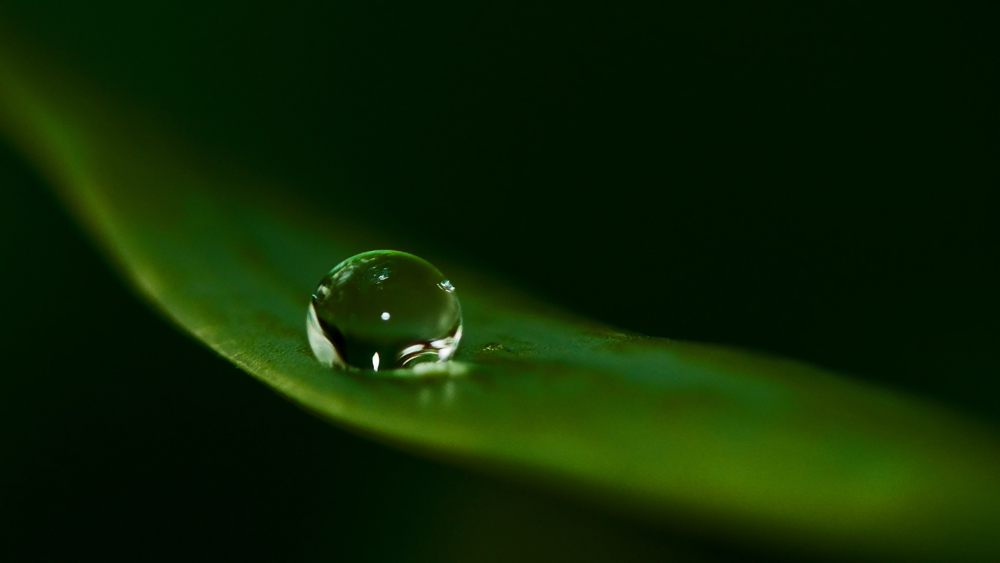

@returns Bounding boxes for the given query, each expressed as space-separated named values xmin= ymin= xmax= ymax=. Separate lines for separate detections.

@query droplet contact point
xmin=307 ymin=250 xmax=463 ymax=372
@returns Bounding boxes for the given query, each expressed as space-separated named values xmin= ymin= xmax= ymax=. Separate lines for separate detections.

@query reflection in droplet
xmin=443 ymin=380 xmax=456 ymax=404
xmin=418 ymin=387 xmax=432 ymax=407
xmin=307 ymin=250 xmax=463 ymax=371
xmin=415 ymin=378 xmax=462 ymax=408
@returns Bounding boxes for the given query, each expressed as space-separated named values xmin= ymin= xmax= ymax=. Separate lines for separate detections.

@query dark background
xmin=1 ymin=1 xmax=997 ymax=561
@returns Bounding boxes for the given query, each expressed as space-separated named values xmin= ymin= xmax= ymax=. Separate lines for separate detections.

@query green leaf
xmin=2 ymin=36 xmax=999 ymax=562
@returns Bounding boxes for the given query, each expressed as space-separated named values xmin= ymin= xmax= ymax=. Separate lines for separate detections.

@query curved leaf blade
xmin=1 ymin=37 xmax=998 ymax=561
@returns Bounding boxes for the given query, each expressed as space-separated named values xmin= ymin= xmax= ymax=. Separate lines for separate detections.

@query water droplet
xmin=307 ymin=250 xmax=463 ymax=370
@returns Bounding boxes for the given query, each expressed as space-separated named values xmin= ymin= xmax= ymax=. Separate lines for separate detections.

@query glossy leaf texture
xmin=1 ymin=35 xmax=999 ymax=562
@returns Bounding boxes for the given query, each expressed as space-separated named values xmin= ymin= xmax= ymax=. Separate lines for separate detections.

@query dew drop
xmin=307 ymin=250 xmax=463 ymax=371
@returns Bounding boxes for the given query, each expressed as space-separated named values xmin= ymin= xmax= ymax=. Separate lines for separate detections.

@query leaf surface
xmin=1 ymin=37 xmax=998 ymax=561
